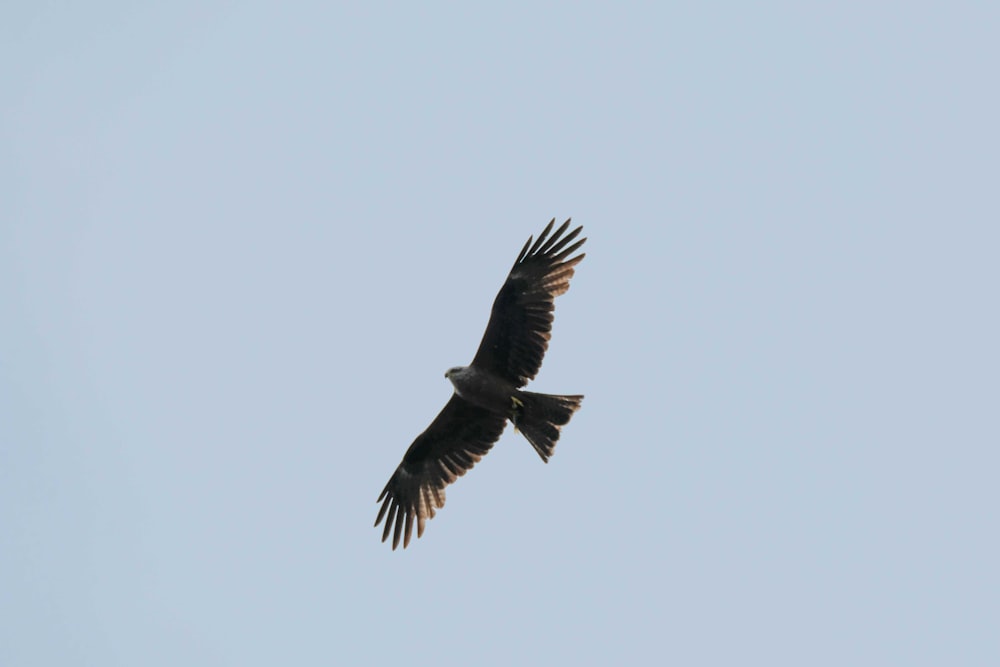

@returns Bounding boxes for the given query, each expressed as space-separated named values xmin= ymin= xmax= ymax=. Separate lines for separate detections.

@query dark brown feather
xmin=375 ymin=395 xmax=507 ymax=549
xmin=470 ymin=219 xmax=586 ymax=386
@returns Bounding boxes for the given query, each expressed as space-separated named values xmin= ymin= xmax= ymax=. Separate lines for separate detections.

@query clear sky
xmin=3 ymin=2 xmax=998 ymax=665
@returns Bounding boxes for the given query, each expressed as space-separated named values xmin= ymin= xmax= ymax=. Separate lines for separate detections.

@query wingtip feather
xmin=538 ymin=219 xmax=572 ymax=254
xmin=527 ymin=218 xmax=556 ymax=256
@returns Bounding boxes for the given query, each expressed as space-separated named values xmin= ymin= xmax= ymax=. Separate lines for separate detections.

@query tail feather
xmin=511 ymin=391 xmax=583 ymax=462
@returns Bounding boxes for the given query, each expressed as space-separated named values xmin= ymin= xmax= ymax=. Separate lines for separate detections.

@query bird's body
xmin=445 ymin=365 xmax=516 ymax=413
xmin=375 ymin=219 xmax=586 ymax=549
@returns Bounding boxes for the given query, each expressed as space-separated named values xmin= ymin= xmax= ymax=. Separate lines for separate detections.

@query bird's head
xmin=444 ymin=366 xmax=465 ymax=380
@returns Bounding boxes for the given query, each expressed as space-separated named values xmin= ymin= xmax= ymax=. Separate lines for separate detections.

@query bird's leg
xmin=510 ymin=395 xmax=524 ymax=430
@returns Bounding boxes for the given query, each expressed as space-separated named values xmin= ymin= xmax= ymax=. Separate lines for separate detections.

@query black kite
xmin=375 ymin=219 xmax=586 ymax=549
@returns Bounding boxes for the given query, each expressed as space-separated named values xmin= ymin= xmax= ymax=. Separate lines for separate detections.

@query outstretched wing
xmin=375 ymin=395 xmax=507 ymax=549
xmin=471 ymin=219 xmax=586 ymax=386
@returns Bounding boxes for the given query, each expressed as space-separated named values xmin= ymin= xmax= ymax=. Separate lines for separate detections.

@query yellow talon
xmin=510 ymin=395 xmax=525 ymax=431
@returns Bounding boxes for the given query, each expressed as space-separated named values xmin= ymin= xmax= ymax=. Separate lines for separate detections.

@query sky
xmin=2 ymin=2 xmax=998 ymax=665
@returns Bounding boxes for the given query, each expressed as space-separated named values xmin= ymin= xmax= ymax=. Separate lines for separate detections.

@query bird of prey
xmin=375 ymin=219 xmax=586 ymax=549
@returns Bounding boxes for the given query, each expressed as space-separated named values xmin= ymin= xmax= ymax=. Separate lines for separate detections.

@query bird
xmin=375 ymin=218 xmax=586 ymax=549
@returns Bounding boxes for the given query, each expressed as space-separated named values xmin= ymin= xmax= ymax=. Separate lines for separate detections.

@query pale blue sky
xmin=2 ymin=2 xmax=998 ymax=665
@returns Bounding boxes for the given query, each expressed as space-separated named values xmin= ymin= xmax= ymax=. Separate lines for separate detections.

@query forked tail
xmin=510 ymin=391 xmax=583 ymax=462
